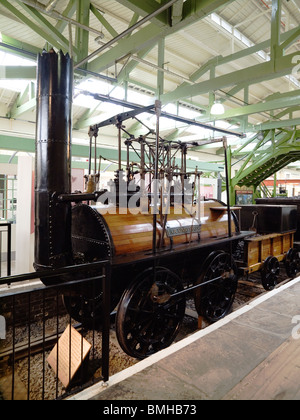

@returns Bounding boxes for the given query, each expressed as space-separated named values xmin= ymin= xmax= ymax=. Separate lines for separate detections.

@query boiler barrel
xmin=71 ymin=201 xmax=237 ymax=260
xmin=35 ymin=50 xmax=73 ymax=270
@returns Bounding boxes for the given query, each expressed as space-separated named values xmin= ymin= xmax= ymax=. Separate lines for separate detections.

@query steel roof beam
xmin=280 ymin=26 xmax=300 ymax=52
xmin=0 ymin=133 xmax=223 ymax=172
xmin=75 ymin=0 xmax=90 ymax=62
xmin=251 ymin=118 xmax=300 ymax=132
xmin=86 ymin=0 xmax=235 ymax=73
xmin=161 ymin=51 xmax=300 ymax=104
xmin=162 ymin=25 xmax=300 ymax=101
xmin=0 ymin=34 xmax=40 ymax=59
xmin=114 ymin=0 xmax=170 ymax=27
xmin=54 ymin=0 xmax=78 ymax=34
xmin=90 ymin=3 xmax=118 ymax=38
xmin=0 ymin=66 xmax=36 ymax=79
xmin=14 ymin=0 xmax=76 ymax=54
xmin=172 ymin=0 xmax=184 ymax=26
xmin=75 ymin=0 xmax=179 ymax=69
xmin=271 ymin=0 xmax=282 ymax=62
xmin=0 ymin=0 xmax=70 ymax=52
xmin=197 ymin=90 xmax=300 ymax=121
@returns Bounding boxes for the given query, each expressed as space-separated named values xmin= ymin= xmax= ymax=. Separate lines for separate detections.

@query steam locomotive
xmin=34 ymin=50 xmax=297 ymax=360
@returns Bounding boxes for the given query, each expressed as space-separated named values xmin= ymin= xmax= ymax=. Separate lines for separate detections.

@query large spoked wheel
xmin=285 ymin=248 xmax=300 ymax=278
xmin=116 ymin=267 xmax=186 ymax=360
xmin=261 ymin=256 xmax=280 ymax=291
xmin=194 ymin=251 xmax=238 ymax=323
xmin=62 ymin=280 xmax=118 ymax=329
xmin=63 ymin=286 xmax=103 ymax=328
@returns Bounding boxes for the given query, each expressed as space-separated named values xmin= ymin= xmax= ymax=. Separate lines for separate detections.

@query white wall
xmin=15 ymin=155 xmax=34 ymax=274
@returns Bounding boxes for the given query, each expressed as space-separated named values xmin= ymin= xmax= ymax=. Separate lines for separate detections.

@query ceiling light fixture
xmin=211 ymin=100 xmax=225 ymax=115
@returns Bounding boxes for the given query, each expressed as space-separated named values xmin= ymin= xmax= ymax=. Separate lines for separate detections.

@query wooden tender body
xmin=236 ymin=204 xmax=300 ymax=291
xmin=241 ymin=231 xmax=295 ymax=276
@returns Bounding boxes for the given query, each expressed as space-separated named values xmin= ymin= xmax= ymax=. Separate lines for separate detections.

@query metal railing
xmin=0 ymin=260 xmax=111 ymax=400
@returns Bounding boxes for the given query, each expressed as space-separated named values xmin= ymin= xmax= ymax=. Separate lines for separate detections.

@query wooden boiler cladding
xmin=71 ymin=200 xmax=237 ymax=260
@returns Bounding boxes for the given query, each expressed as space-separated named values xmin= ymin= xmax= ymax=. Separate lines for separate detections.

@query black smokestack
xmin=34 ymin=49 xmax=73 ymax=271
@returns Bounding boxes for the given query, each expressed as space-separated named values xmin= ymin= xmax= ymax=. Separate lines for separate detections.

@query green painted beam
xmin=233 ymin=133 xmax=260 ymax=155
xmin=117 ymin=45 xmax=156 ymax=84
xmin=15 ymin=0 xmax=77 ymax=55
xmin=55 ymin=0 xmax=78 ymax=34
xmin=275 ymin=106 xmax=300 ymax=119
xmin=90 ymin=3 xmax=118 ymax=38
xmin=182 ymin=0 xmax=233 ymax=21
xmin=217 ymin=26 xmax=299 ymax=68
xmin=270 ymin=0 xmax=282 ymax=62
xmin=231 ymin=130 xmax=300 ymax=187
xmin=280 ymin=26 xmax=300 ymax=52
xmin=0 ymin=155 xmax=18 ymax=164
xmin=8 ymin=98 xmax=36 ymax=119
xmin=161 ymin=51 xmax=300 ymax=104
xmin=157 ymin=38 xmax=165 ymax=98
xmin=168 ymin=26 xmax=300 ymax=102
xmin=249 ymin=117 xmax=300 ymax=131
xmin=0 ymin=34 xmax=40 ymax=59
xmin=198 ymin=90 xmax=300 ymax=121
xmin=0 ymin=66 xmax=36 ymax=79
xmin=114 ymin=0 xmax=170 ymax=27
xmin=172 ymin=0 xmax=184 ymax=26
xmin=87 ymin=0 xmax=235 ymax=74
xmin=126 ymin=13 xmax=140 ymax=36
xmin=0 ymin=0 xmax=69 ymax=53
xmin=0 ymin=134 xmax=224 ymax=173
xmin=88 ymin=23 xmax=164 ymax=74
xmin=74 ymin=105 xmax=103 ymax=130
xmin=190 ymin=56 xmax=222 ymax=82
xmin=75 ymin=0 xmax=90 ymax=63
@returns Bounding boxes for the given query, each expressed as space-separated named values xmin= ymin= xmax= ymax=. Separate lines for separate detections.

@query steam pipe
xmin=34 ymin=49 xmax=74 ymax=271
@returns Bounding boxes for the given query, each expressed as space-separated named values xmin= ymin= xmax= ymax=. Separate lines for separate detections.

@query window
xmin=0 ymin=175 xmax=17 ymax=223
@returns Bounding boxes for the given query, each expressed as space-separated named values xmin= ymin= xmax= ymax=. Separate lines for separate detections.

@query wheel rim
xmin=62 ymin=280 xmax=118 ymax=328
xmin=285 ymin=248 xmax=300 ymax=278
xmin=116 ymin=267 xmax=186 ymax=359
xmin=194 ymin=251 xmax=238 ymax=323
xmin=63 ymin=288 xmax=103 ymax=327
xmin=261 ymin=256 xmax=280 ymax=291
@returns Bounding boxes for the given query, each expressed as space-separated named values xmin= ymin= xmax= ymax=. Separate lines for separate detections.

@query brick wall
xmin=0 ymin=289 xmax=67 ymax=328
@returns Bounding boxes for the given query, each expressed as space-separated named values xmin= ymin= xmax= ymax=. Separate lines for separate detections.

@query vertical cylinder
xmin=34 ymin=49 xmax=73 ymax=271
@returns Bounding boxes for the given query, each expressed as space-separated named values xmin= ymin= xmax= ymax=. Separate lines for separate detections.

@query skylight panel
xmin=0 ymin=50 xmax=36 ymax=67
xmin=0 ymin=79 xmax=32 ymax=92
xmin=0 ymin=50 xmax=36 ymax=92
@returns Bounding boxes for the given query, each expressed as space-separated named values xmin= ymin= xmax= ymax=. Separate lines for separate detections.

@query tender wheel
xmin=116 ymin=267 xmax=186 ymax=360
xmin=194 ymin=251 xmax=238 ymax=323
xmin=63 ymin=288 xmax=103 ymax=328
xmin=261 ymin=256 xmax=280 ymax=291
xmin=285 ymin=248 xmax=300 ymax=278
xmin=62 ymin=281 xmax=118 ymax=328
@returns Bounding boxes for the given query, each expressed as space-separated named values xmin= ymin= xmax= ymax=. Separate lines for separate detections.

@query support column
xmin=157 ymin=38 xmax=165 ymax=99
xmin=227 ymin=146 xmax=236 ymax=206
xmin=16 ymin=155 xmax=34 ymax=274
xmin=75 ymin=0 xmax=90 ymax=63
xmin=273 ymin=173 xmax=277 ymax=197
xmin=271 ymin=0 xmax=282 ymax=63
